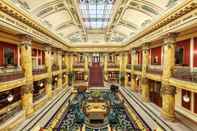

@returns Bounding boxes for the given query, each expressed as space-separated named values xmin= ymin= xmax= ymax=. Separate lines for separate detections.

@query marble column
xmin=131 ymin=49 xmax=137 ymax=91
xmin=44 ymin=46 xmax=52 ymax=98
xmin=57 ymin=50 xmax=62 ymax=88
xmin=19 ymin=35 xmax=34 ymax=116
xmin=161 ymin=33 xmax=177 ymax=121
xmin=63 ymin=53 xmax=68 ymax=86
xmin=162 ymin=33 xmax=176 ymax=82
xmin=131 ymin=74 xmax=137 ymax=91
xmin=124 ymin=52 xmax=128 ymax=86
xmin=141 ymin=77 xmax=150 ymax=102
xmin=161 ymin=85 xmax=176 ymax=121
xmin=141 ymin=43 xmax=150 ymax=102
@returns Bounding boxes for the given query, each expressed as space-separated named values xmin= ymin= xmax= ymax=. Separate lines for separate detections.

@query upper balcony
xmin=134 ymin=64 xmax=142 ymax=72
xmin=0 ymin=66 xmax=24 ymax=83
xmin=147 ymin=65 xmax=163 ymax=75
xmin=172 ymin=66 xmax=197 ymax=83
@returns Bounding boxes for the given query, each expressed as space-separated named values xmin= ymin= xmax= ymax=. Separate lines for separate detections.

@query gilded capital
xmin=161 ymin=85 xmax=176 ymax=96
xmin=163 ymin=33 xmax=178 ymax=45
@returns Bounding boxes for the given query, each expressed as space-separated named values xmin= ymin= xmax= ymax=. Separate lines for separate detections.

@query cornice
xmin=0 ymin=0 xmax=70 ymax=49
xmin=123 ymin=0 xmax=197 ymax=48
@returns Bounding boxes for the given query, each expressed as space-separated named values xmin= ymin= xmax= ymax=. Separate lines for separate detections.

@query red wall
xmin=151 ymin=46 xmax=161 ymax=65
xmin=194 ymin=38 xmax=197 ymax=67
xmin=0 ymin=43 xmax=18 ymax=66
xmin=176 ymin=39 xmax=190 ymax=66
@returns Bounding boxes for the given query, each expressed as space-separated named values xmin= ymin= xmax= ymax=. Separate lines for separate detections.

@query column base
xmin=161 ymin=110 xmax=176 ymax=122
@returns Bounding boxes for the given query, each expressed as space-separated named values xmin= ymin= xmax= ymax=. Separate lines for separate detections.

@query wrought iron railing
xmin=134 ymin=65 xmax=142 ymax=71
xmin=172 ymin=66 xmax=197 ymax=83
xmin=126 ymin=64 xmax=131 ymax=69
xmin=147 ymin=65 xmax=163 ymax=75
xmin=33 ymin=89 xmax=46 ymax=102
xmin=73 ymin=63 xmax=84 ymax=68
xmin=32 ymin=66 xmax=47 ymax=75
xmin=108 ymin=63 xmax=119 ymax=68
xmin=0 ymin=101 xmax=22 ymax=125
xmin=0 ymin=67 xmax=24 ymax=82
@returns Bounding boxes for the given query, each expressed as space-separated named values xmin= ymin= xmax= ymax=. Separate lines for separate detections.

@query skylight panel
xmin=79 ymin=0 xmax=115 ymax=29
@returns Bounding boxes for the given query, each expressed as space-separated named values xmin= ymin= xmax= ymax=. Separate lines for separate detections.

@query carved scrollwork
xmin=161 ymin=85 xmax=176 ymax=96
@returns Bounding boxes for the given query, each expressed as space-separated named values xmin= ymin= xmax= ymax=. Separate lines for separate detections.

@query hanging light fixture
xmin=7 ymin=94 xmax=14 ymax=102
xmin=55 ymin=77 xmax=58 ymax=81
xmin=183 ymin=92 xmax=190 ymax=103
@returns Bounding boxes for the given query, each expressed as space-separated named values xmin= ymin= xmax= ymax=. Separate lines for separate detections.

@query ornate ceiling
xmin=10 ymin=0 xmax=184 ymax=46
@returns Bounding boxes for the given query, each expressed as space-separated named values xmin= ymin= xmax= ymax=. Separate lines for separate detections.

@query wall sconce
xmin=183 ymin=93 xmax=190 ymax=103
xmin=39 ymin=82 xmax=44 ymax=87
xmin=7 ymin=94 xmax=14 ymax=102
xmin=63 ymin=74 xmax=66 ymax=78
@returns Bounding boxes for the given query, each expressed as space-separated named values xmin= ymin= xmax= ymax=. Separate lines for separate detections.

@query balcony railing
xmin=0 ymin=101 xmax=22 ymax=125
xmin=108 ymin=63 xmax=119 ymax=68
xmin=134 ymin=65 xmax=142 ymax=71
xmin=33 ymin=89 xmax=46 ymax=102
xmin=172 ymin=66 xmax=197 ymax=83
xmin=32 ymin=66 xmax=47 ymax=75
xmin=73 ymin=63 xmax=84 ymax=68
xmin=147 ymin=65 xmax=163 ymax=75
xmin=0 ymin=67 xmax=24 ymax=82
xmin=52 ymin=64 xmax=59 ymax=71
xmin=126 ymin=64 xmax=131 ymax=69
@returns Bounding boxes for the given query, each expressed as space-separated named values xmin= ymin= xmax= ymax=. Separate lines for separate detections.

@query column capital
xmin=18 ymin=34 xmax=32 ymax=48
xmin=21 ymin=84 xmax=33 ymax=95
xmin=141 ymin=77 xmax=148 ymax=84
xmin=161 ymin=84 xmax=176 ymax=96
xmin=163 ymin=32 xmax=178 ymax=45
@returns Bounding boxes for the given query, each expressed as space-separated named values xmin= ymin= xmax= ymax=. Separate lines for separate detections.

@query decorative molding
xmin=161 ymin=84 xmax=176 ymax=96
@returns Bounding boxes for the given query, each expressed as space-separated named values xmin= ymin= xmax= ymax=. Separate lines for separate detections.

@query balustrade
xmin=147 ymin=65 xmax=163 ymax=75
xmin=134 ymin=65 xmax=142 ymax=71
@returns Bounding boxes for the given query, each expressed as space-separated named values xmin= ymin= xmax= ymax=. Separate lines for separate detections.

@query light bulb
xmin=40 ymin=82 xmax=44 ymax=87
xmin=183 ymin=94 xmax=190 ymax=103
xmin=7 ymin=94 xmax=14 ymax=102
xmin=55 ymin=77 xmax=58 ymax=81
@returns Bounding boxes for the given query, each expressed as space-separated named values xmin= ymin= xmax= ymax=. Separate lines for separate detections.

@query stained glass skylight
xmin=79 ymin=0 xmax=115 ymax=29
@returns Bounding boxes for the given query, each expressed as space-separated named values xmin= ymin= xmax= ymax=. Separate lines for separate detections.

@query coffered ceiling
xmin=10 ymin=0 xmax=184 ymax=46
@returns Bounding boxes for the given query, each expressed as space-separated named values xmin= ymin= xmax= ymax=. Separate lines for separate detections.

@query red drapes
xmin=194 ymin=38 xmax=197 ymax=67
xmin=176 ymin=39 xmax=190 ymax=66
xmin=151 ymin=46 xmax=161 ymax=65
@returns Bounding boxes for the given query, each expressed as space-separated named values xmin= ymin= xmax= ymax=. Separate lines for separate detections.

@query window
xmin=175 ymin=47 xmax=184 ymax=65
xmin=79 ymin=0 xmax=115 ymax=29
xmin=4 ymin=48 xmax=14 ymax=65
